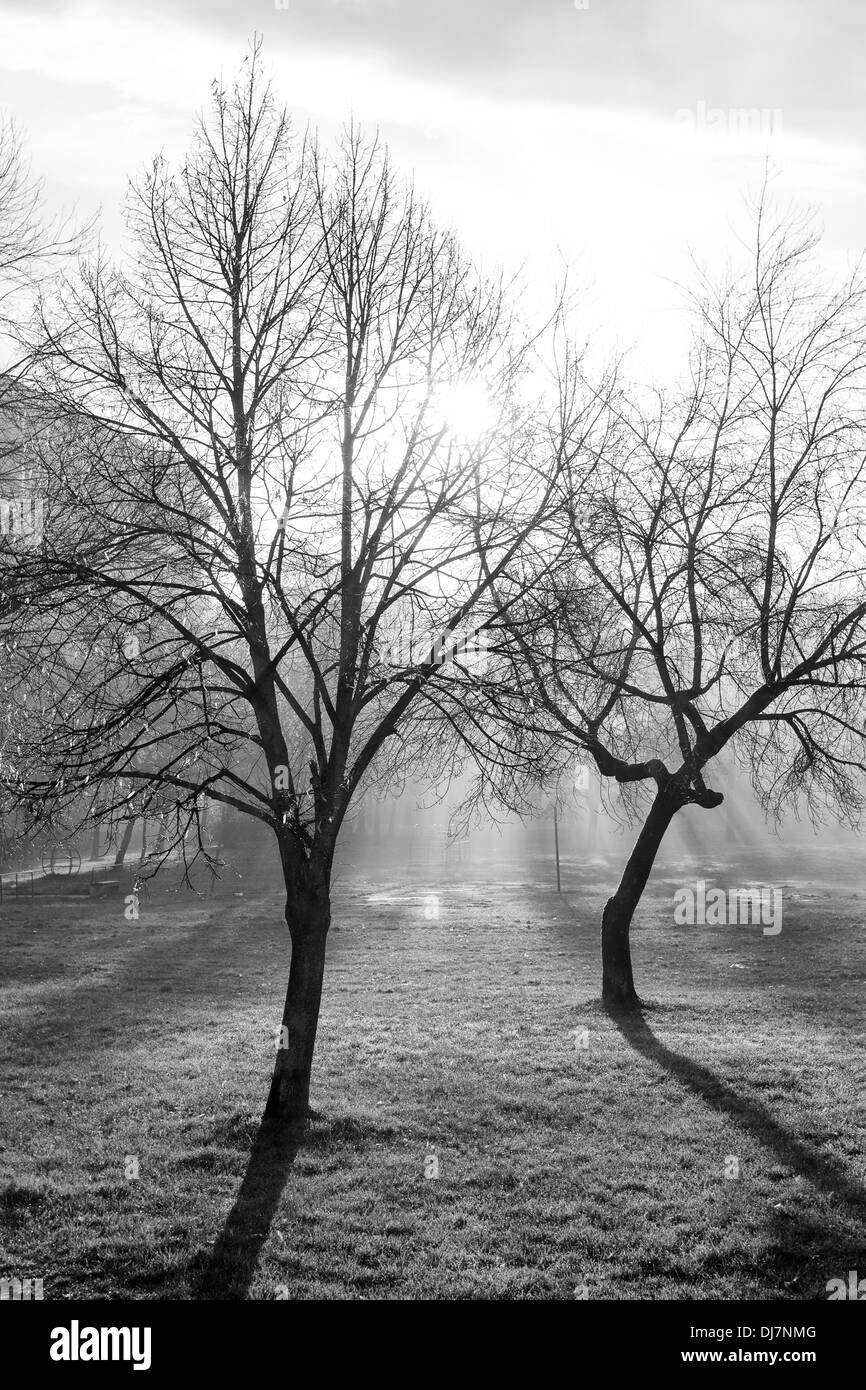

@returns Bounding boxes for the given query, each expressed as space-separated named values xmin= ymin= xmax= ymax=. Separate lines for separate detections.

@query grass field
xmin=1 ymin=845 xmax=864 ymax=1300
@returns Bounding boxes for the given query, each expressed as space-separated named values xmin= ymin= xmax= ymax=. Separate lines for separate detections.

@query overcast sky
xmin=1 ymin=0 xmax=864 ymax=374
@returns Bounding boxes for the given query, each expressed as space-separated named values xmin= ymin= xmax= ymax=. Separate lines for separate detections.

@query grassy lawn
xmin=0 ymin=846 xmax=864 ymax=1300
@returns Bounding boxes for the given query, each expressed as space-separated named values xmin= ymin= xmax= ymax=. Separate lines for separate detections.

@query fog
xmin=200 ymin=757 xmax=864 ymax=905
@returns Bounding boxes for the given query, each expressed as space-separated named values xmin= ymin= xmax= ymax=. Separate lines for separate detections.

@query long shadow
xmin=192 ymin=1116 xmax=304 ymax=1300
xmin=607 ymin=1003 xmax=866 ymax=1220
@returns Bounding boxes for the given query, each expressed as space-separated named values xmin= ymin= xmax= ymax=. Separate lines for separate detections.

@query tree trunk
xmin=263 ymin=880 xmax=331 ymax=1127
xmin=113 ymin=818 xmax=136 ymax=868
xmin=602 ymin=789 xmax=680 ymax=1008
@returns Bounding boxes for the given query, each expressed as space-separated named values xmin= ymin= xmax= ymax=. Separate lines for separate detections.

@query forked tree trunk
xmin=602 ymin=789 xmax=681 ymax=1007
xmin=264 ymin=877 xmax=331 ymax=1126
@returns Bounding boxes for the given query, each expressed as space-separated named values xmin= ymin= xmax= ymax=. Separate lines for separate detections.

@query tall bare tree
xmin=10 ymin=46 xmax=554 ymax=1124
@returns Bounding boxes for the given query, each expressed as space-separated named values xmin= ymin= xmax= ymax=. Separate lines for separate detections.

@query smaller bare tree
xmin=479 ymin=199 xmax=866 ymax=1007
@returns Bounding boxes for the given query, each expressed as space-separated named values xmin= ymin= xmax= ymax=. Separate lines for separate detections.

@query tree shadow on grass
xmin=606 ymin=1003 xmax=866 ymax=1222
xmin=192 ymin=1116 xmax=304 ymax=1300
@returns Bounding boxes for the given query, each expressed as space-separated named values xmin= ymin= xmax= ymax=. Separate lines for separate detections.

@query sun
xmin=437 ymin=380 xmax=497 ymax=439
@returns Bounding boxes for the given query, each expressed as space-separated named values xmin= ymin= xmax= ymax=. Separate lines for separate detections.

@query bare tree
xmin=10 ymin=46 xmax=554 ymax=1125
xmin=0 ymin=113 xmax=66 ymax=554
xmin=480 ymin=200 xmax=866 ymax=1007
xmin=0 ymin=111 xmax=83 ymax=388
xmin=0 ymin=114 xmax=92 ymax=865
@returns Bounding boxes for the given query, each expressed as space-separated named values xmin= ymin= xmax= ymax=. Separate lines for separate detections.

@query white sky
xmin=1 ymin=0 xmax=864 ymax=379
